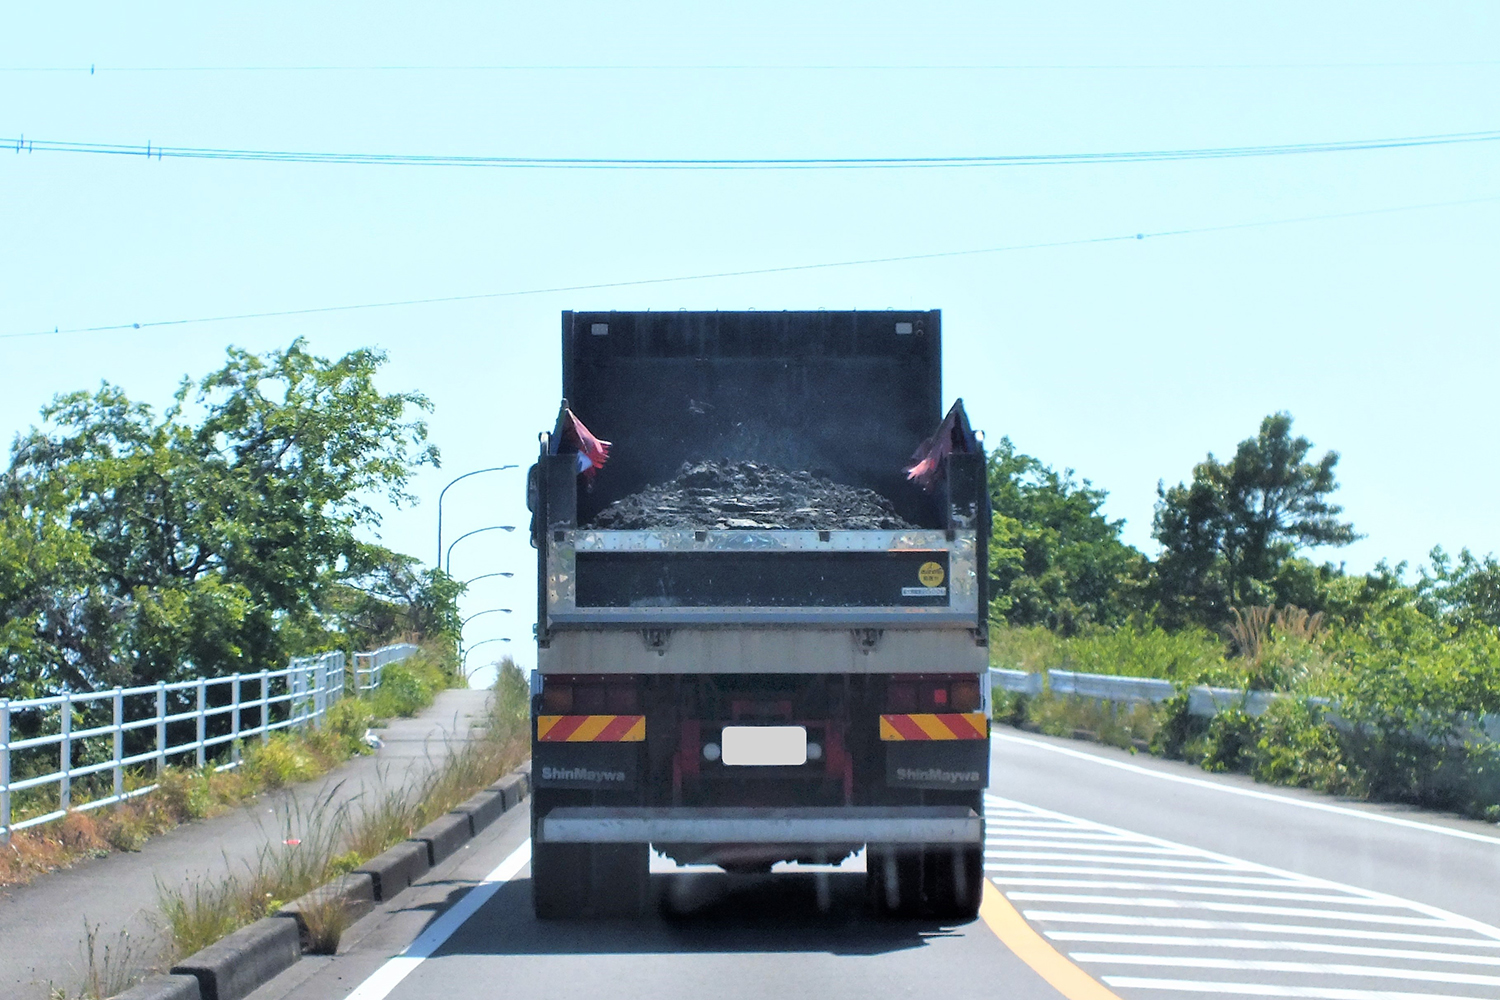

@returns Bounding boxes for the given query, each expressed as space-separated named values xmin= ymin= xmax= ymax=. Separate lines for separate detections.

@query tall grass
xmin=158 ymin=661 xmax=530 ymax=961
xmin=991 ymin=623 xmax=1234 ymax=685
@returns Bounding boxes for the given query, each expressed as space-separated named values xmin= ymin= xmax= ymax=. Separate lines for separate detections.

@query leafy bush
xmin=364 ymin=647 xmax=454 ymax=719
xmin=243 ymin=736 xmax=320 ymax=789
xmin=1024 ymin=693 xmax=1160 ymax=751
xmin=992 ymin=623 xmax=1232 ymax=684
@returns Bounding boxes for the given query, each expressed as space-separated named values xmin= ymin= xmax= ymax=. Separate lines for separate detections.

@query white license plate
xmin=721 ymin=726 xmax=807 ymax=766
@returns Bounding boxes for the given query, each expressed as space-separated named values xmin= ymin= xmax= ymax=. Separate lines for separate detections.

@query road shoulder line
xmin=979 ymin=880 xmax=1124 ymax=1000
xmin=344 ymin=840 xmax=531 ymax=1000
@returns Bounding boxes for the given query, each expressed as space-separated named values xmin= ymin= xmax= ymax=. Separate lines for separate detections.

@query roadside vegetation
xmin=0 ymin=644 xmax=460 ymax=889
xmin=987 ymin=413 xmax=1500 ymax=821
xmin=157 ymin=659 xmax=529 ymax=961
xmin=0 ymin=342 xmax=476 ymax=873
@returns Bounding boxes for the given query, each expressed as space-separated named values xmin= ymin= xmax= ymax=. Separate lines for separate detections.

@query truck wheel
xmin=867 ymin=845 xmax=922 ymax=917
xmin=532 ymin=842 xmax=590 ymax=919
xmin=924 ymin=844 xmax=984 ymax=920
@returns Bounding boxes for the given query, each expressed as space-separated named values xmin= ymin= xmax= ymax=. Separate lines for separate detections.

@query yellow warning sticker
xmin=918 ymin=561 xmax=945 ymax=587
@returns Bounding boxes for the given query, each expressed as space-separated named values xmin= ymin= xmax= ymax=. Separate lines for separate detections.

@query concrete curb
xmin=125 ymin=760 xmax=531 ymax=1000
xmin=412 ymin=812 xmax=473 ymax=866
xmin=450 ymin=788 xmax=505 ymax=835
xmin=276 ymin=872 xmax=377 ymax=950
xmin=170 ymin=916 xmax=300 ymax=1000
xmin=356 ymin=840 xmax=431 ymax=901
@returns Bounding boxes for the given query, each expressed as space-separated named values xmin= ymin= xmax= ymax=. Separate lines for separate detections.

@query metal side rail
xmin=537 ymin=806 xmax=983 ymax=845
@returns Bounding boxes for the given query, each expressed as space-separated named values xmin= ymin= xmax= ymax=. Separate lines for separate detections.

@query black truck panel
xmin=561 ymin=310 xmax=943 ymax=527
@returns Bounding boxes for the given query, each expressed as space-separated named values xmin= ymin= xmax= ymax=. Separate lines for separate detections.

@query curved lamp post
xmin=445 ymin=525 xmax=516 ymax=575
xmin=461 ymin=636 xmax=512 ymax=681
xmin=461 ymin=607 xmax=513 ymax=629
xmin=462 ymin=571 xmax=515 ymax=587
xmin=435 ymin=465 xmax=518 ymax=566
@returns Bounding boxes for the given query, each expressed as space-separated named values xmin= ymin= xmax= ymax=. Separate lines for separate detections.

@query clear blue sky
xmin=3 ymin=4 xmax=1498 ymax=680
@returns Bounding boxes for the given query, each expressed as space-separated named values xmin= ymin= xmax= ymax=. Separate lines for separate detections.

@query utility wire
xmin=4 ymin=129 xmax=1500 ymax=170
xmin=4 ymin=61 xmax=1500 ymax=72
xmin=5 ymin=193 xmax=1496 ymax=342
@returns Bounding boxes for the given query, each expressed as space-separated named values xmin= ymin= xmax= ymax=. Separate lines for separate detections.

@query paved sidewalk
xmin=0 ymin=688 xmax=493 ymax=1000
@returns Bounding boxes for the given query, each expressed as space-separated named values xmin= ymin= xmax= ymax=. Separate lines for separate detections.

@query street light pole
xmin=462 ymin=571 xmax=515 ymax=587
xmin=460 ymin=608 xmax=514 ymax=629
xmin=435 ymin=465 xmax=518 ymax=567
xmin=445 ymin=525 xmax=517 ymax=575
xmin=461 ymin=637 xmax=512 ymax=681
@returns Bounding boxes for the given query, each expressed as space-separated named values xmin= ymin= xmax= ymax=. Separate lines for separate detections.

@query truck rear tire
xmin=867 ymin=843 xmax=983 ymax=920
xmin=924 ymin=844 xmax=984 ymax=920
xmin=867 ymin=846 xmax=923 ymax=917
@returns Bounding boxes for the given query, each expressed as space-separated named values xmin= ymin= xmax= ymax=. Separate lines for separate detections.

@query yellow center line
xmin=979 ymin=880 xmax=1124 ymax=1000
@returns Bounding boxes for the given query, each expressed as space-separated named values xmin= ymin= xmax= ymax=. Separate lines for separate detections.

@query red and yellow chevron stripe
xmin=879 ymin=713 xmax=988 ymax=741
xmin=537 ymin=715 xmax=645 ymax=742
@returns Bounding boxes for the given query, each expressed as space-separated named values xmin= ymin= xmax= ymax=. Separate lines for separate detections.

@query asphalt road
xmin=250 ymin=729 xmax=1500 ymax=1000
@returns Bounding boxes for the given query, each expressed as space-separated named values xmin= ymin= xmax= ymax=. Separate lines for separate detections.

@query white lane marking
xmin=1004 ymin=881 xmax=1427 ymax=907
xmin=990 ymin=864 xmax=1298 ymax=885
xmin=986 ymin=796 xmax=1500 ymax=999
xmin=1101 ymin=977 xmax=1482 ymax=999
xmin=986 ymin=851 xmax=1252 ymax=870
xmin=1022 ymin=912 xmax=1500 ymax=948
xmin=993 ymin=732 xmax=1500 ymax=847
xmin=1073 ymin=953 xmax=1500 ymax=988
xmin=1048 ymin=934 xmax=1500 ymax=967
xmin=985 ymin=838 xmax=1195 ymax=855
xmin=1005 ymin=894 xmax=1449 ymax=926
xmin=986 ymin=794 xmax=1500 ymax=943
xmin=344 ymin=840 xmax=531 ymax=1000
xmin=987 ymin=828 xmax=1153 ymax=840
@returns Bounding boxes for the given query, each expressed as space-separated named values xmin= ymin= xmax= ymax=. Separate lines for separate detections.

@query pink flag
xmin=904 ymin=399 xmax=977 ymax=489
xmin=560 ymin=408 xmax=611 ymax=480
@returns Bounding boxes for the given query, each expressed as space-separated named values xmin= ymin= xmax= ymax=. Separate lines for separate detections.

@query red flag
xmin=904 ymin=399 xmax=977 ymax=490
xmin=561 ymin=409 xmax=611 ymax=479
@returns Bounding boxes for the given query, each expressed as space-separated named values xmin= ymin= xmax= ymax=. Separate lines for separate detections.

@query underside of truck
xmin=528 ymin=310 xmax=991 ymax=920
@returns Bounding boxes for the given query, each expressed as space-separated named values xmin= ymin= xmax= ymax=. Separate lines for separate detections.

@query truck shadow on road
xmin=422 ymin=873 xmax=969 ymax=958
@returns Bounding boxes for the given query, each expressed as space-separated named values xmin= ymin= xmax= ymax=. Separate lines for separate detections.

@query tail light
xmin=886 ymin=675 xmax=983 ymax=713
xmin=541 ymin=676 xmax=641 ymax=714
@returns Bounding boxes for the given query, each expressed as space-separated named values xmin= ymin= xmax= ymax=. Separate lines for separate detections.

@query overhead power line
xmin=4 ymin=193 xmax=1496 ymax=342
xmin=4 ymin=61 xmax=1500 ymax=72
xmin=4 ymin=129 xmax=1499 ymax=170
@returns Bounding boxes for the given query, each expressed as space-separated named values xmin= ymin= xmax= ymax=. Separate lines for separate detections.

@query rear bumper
xmin=536 ymin=806 xmax=983 ymax=845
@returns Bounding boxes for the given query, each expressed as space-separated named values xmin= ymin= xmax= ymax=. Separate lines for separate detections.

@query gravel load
xmin=588 ymin=460 xmax=913 ymax=531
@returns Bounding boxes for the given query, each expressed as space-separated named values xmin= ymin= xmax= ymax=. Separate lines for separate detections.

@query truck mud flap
xmin=884 ymin=741 xmax=989 ymax=790
xmin=533 ymin=743 xmax=639 ymax=790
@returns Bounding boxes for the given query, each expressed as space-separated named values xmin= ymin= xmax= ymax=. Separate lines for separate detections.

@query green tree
xmin=987 ymin=437 xmax=1144 ymax=634
xmin=326 ymin=545 xmax=466 ymax=652
xmin=1152 ymin=412 xmax=1359 ymax=627
xmin=1418 ymin=546 xmax=1500 ymax=633
xmin=0 ymin=340 xmax=440 ymax=696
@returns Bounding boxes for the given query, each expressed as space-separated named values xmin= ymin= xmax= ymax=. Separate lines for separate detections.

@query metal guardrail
xmin=354 ymin=642 xmax=421 ymax=693
xmin=995 ymin=667 xmax=1292 ymax=715
xmin=0 ymin=644 xmax=419 ymax=841
xmin=992 ymin=667 xmax=1500 ymax=742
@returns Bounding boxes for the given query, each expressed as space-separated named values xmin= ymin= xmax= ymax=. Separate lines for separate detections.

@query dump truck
xmin=526 ymin=309 xmax=990 ymax=918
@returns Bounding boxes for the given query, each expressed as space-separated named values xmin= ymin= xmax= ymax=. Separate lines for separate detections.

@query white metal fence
xmin=991 ymin=666 xmax=1500 ymax=742
xmin=354 ymin=642 xmax=421 ymax=694
xmin=0 ymin=643 xmax=419 ymax=840
xmin=993 ymin=666 xmax=1297 ymax=716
